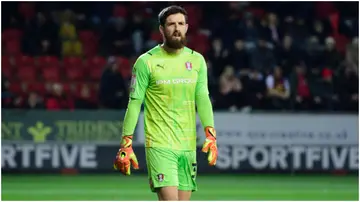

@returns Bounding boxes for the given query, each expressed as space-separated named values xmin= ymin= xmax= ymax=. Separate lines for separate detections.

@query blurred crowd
xmin=1 ymin=2 xmax=359 ymax=112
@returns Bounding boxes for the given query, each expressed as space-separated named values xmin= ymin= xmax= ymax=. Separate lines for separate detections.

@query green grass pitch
xmin=1 ymin=174 xmax=358 ymax=201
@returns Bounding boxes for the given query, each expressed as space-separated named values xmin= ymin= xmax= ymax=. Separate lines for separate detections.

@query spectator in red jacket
xmin=46 ymin=83 xmax=74 ymax=111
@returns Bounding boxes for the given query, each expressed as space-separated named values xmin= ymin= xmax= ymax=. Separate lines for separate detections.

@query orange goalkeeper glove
xmin=201 ymin=126 xmax=218 ymax=166
xmin=114 ymin=135 xmax=139 ymax=175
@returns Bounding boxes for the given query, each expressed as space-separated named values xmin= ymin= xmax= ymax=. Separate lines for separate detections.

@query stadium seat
xmin=183 ymin=5 xmax=202 ymax=31
xmin=117 ymin=56 xmax=132 ymax=79
xmin=9 ymin=83 xmax=23 ymax=95
xmin=17 ymin=67 xmax=36 ymax=81
xmin=246 ymin=7 xmax=266 ymax=19
xmin=3 ymin=39 xmax=21 ymax=55
xmin=2 ymin=29 xmax=22 ymax=41
xmin=194 ymin=43 xmax=208 ymax=56
xmin=2 ymin=67 xmax=12 ymax=79
xmin=78 ymin=31 xmax=98 ymax=57
xmin=59 ymin=82 xmax=72 ymax=95
xmin=65 ymin=68 xmax=84 ymax=81
xmin=15 ymin=55 xmax=35 ymax=67
xmin=78 ymin=30 xmax=97 ymax=43
xmin=84 ymin=56 xmax=106 ymax=69
xmin=150 ymin=31 xmax=162 ymax=42
xmin=37 ymin=56 xmax=59 ymax=67
xmin=119 ymin=68 xmax=132 ymax=80
xmin=113 ymin=4 xmax=128 ymax=18
xmin=72 ymin=82 xmax=85 ymax=94
xmin=42 ymin=67 xmax=60 ymax=81
xmin=18 ymin=2 xmax=35 ymax=20
xmin=117 ymin=57 xmax=131 ymax=70
xmin=63 ymin=56 xmax=83 ymax=68
xmin=88 ymin=68 xmax=103 ymax=81
xmin=2 ymin=55 xmax=12 ymax=69
xmin=27 ymin=82 xmax=46 ymax=95
xmin=189 ymin=32 xmax=209 ymax=55
xmin=81 ymin=43 xmax=98 ymax=57
xmin=2 ymin=56 xmax=13 ymax=79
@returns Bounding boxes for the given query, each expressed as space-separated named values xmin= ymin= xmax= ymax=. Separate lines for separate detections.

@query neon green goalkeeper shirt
xmin=123 ymin=45 xmax=214 ymax=151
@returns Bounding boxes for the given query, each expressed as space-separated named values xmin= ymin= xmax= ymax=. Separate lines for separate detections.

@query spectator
xmin=340 ymin=39 xmax=358 ymax=73
xmin=309 ymin=68 xmax=338 ymax=111
xmin=229 ymin=39 xmax=249 ymax=75
xmin=75 ymin=85 xmax=97 ymax=109
xmin=24 ymin=92 xmax=45 ymax=109
xmin=250 ymin=37 xmax=276 ymax=73
xmin=103 ymin=18 xmax=133 ymax=57
xmin=239 ymin=12 xmax=259 ymax=43
xmin=243 ymin=69 xmax=266 ymax=110
xmin=3 ymin=14 xmax=21 ymax=29
xmin=338 ymin=67 xmax=358 ymax=112
xmin=2 ymin=75 xmax=11 ymax=98
xmin=46 ymin=83 xmax=74 ymax=111
xmin=290 ymin=64 xmax=312 ymax=111
xmin=207 ymin=38 xmax=230 ymax=79
xmin=321 ymin=36 xmax=342 ymax=70
xmin=2 ymin=75 xmax=13 ymax=109
xmin=31 ymin=12 xmax=59 ymax=56
xmin=99 ymin=57 xmax=128 ymax=109
xmin=129 ymin=12 xmax=150 ymax=56
xmin=292 ymin=18 xmax=309 ymax=46
xmin=215 ymin=66 xmax=244 ymax=111
xmin=59 ymin=9 xmax=82 ymax=56
xmin=282 ymin=16 xmax=296 ymax=38
xmin=305 ymin=36 xmax=323 ymax=75
xmin=276 ymin=35 xmax=301 ymax=76
xmin=1 ymin=2 xmax=358 ymax=113
xmin=349 ymin=38 xmax=358 ymax=67
xmin=265 ymin=66 xmax=290 ymax=110
xmin=263 ymin=13 xmax=282 ymax=45
xmin=310 ymin=20 xmax=329 ymax=44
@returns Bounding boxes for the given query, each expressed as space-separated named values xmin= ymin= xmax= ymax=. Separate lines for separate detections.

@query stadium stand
xmin=1 ymin=2 xmax=358 ymax=112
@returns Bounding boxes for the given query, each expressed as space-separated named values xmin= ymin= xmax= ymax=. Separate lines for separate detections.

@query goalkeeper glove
xmin=114 ymin=135 xmax=139 ymax=175
xmin=201 ymin=126 xmax=218 ymax=166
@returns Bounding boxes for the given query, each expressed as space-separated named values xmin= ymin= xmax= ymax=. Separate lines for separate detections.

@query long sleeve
xmin=195 ymin=56 xmax=215 ymax=128
xmin=122 ymin=98 xmax=143 ymax=136
xmin=122 ymin=56 xmax=150 ymax=136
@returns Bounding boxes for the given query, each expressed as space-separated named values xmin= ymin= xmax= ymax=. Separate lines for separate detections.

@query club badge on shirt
xmin=185 ymin=62 xmax=192 ymax=71
xmin=157 ymin=174 xmax=164 ymax=182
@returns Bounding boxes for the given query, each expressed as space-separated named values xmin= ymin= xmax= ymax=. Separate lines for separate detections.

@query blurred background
xmin=1 ymin=1 xmax=359 ymax=201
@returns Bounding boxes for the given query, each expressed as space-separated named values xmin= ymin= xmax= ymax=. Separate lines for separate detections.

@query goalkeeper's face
xmin=161 ymin=13 xmax=188 ymax=49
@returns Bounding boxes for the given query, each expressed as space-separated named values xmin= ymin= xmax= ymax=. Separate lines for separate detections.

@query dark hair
xmin=158 ymin=5 xmax=187 ymax=26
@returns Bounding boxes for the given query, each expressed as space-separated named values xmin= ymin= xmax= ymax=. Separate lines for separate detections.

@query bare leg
xmin=178 ymin=190 xmax=192 ymax=201
xmin=156 ymin=186 xmax=178 ymax=201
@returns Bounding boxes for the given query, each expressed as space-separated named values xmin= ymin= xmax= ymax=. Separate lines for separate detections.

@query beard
xmin=164 ymin=31 xmax=186 ymax=49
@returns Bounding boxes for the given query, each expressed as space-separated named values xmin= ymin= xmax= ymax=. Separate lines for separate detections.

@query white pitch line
xmin=3 ymin=182 xmax=357 ymax=189
xmin=1 ymin=189 xmax=358 ymax=195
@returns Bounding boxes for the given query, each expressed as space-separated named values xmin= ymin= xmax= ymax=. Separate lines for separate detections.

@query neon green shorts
xmin=145 ymin=147 xmax=197 ymax=192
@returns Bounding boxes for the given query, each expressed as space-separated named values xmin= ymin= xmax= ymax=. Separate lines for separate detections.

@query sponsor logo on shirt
xmin=156 ymin=78 xmax=196 ymax=85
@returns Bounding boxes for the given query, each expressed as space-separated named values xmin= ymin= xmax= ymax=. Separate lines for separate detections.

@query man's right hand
xmin=113 ymin=135 xmax=139 ymax=175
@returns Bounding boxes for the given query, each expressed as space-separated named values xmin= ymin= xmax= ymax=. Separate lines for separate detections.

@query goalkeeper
xmin=114 ymin=5 xmax=217 ymax=201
